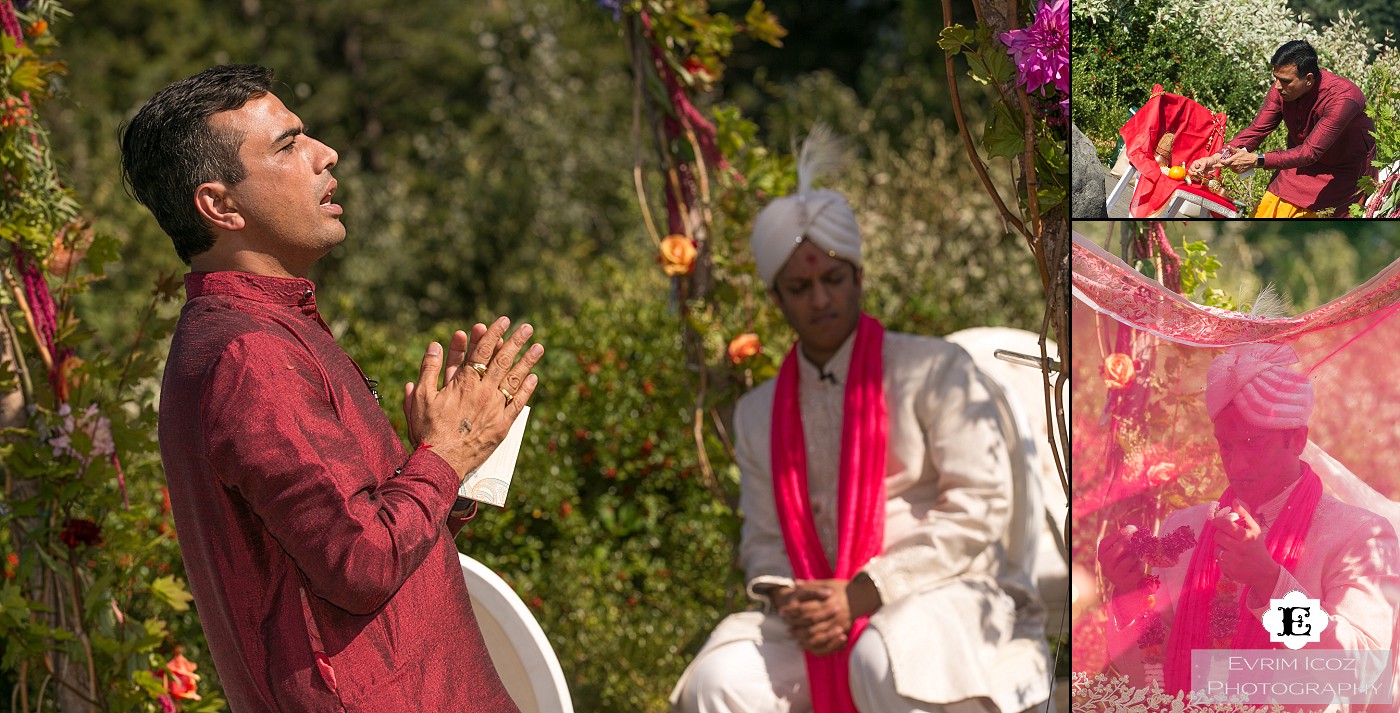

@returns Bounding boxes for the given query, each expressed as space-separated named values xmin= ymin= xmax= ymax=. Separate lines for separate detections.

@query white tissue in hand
xmin=458 ymin=406 xmax=530 ymax=507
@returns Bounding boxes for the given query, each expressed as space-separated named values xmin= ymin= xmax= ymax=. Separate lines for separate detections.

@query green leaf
xmin=1037 ymin=134 xmax=1069 ymax=175
xmin=11 ymin=61 xmax=42 ymax=93
xmin=967 ymin=46 xmax=1014 ymax=86
xmin=1036 ymin=185 xmax=1066 ymax=211
xmin=149 ymin=575 xmax=194 ymax=612
xmin=937 ymin=25 xmax=974 ymax=55
xmin=131 ymin=669 xmax=166 ymax=698
xmin=744 ymin=2 xmax=787 ymax=47
xmin=142 ymin=616 xmax=169 ymax=643
xmin=184 ymin=695 xmax=230 ymax=713
xmin=982 ymin=105 xmax=1024 ymax=159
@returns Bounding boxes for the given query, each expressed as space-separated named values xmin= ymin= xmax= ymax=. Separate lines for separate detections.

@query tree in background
xmin=1285 ymin=0 xmax=1400 ymax=45
xmin=938 ymin=0 xmax=1070 ymax=495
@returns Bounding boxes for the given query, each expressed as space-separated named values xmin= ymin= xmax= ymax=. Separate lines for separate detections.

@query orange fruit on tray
xmin=1168 ymin=165 xmax=1186 ymax=180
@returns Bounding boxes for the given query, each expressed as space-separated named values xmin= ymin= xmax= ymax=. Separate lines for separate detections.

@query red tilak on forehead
xmin=804 ymin=252 xmax=818 ymax=265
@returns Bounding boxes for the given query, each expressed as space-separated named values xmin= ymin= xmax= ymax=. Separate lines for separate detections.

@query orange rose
xmin=55 ymin=356 xmax=85 ymax=403
xmin=1145 ymin=461 xmax=1177 ymax=488
xmin=1103 ymin=353 xmax=1135 ymax=389
xmin=164 ymin=653 xmax=202 ymax=701
xmin=26 ymin=20 xmax=48 ymax=38
xmin=660 ymin=235 xmax=697 ymax=276
xmin=727 ymin=333 xmax=761 ymax=364
xmin=46 ymin=220 xmax=95 ymax=278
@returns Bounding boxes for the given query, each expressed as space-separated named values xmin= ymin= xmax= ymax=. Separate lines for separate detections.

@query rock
xmin=1071 ymin=123 xmax=1109 ymax=219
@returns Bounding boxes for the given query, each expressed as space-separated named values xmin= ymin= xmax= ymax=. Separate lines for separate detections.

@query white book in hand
xmin=458 ymin=405 xmax=529 ymax=508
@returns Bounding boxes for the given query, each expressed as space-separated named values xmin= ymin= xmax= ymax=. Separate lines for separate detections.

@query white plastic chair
xmin=459 ymin=553 xmax=575 ymax=713
xmin=946 ymin=328 xmax=1069 ymax=642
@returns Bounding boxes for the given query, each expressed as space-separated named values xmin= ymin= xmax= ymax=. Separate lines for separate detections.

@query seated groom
xmin=670 ymin=135 xmax=1051 ymax=713
xmin=1098 ymin=343 xmax=1400 ymax=702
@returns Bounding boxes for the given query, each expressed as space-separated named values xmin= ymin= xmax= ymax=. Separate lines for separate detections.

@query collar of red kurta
xmin=185 ymin=271 xmax=318 ymax=305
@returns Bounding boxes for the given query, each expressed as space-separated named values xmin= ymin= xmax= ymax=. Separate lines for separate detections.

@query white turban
xmin=751 ymin=126 xmax=861 ymax=285
xmin=752 ymin=190 xmax=861 ymax=285
xmin=1205 ymin=343 xmax=1314 ymax=429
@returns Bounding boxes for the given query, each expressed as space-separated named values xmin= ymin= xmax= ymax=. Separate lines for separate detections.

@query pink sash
xmin=1164 ymin=467 xmax=1323 ymax=694
xmin=771 ymin=314 xmax=887 ymax=713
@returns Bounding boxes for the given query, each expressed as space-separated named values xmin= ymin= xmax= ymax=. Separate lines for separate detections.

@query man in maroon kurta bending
xmin=1189 ymin=40 xmax=1376 ymax=217
xmin=120 ymin=64 xmax=541 ymax=711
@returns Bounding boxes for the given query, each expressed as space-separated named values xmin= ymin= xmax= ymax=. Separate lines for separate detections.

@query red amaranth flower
xmin=59 ymin=519 xmax=102 ymax=549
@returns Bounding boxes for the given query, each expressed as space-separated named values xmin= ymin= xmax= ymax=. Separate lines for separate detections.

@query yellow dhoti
xmin=1253 ymin=190 xmax=1320 ymax=218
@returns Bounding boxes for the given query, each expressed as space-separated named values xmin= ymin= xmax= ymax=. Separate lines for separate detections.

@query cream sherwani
xmin=1109 ymin=482 xmax=1400 ymax=708
xmin=672 ymin=331 xmax=1052 ymax=713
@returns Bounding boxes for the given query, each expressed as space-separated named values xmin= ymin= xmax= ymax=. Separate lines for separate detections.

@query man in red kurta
xmin=1190 ymin=40 xmax=1376 ymax=217
xmin=120 ymin=64 xmax=542 ymax=711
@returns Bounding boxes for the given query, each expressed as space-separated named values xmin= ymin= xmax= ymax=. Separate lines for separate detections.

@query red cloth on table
xmin=1119 ymin=84 xmax=1229 ymax=217
xmin=1228 ymin=68 xmax=1377 ymax=214
xmin=159 ymin=272 xmax=516 ymax=713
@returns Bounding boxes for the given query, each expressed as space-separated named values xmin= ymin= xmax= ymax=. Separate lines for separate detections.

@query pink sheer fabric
xmin=1072 ymin=232 xmax=1400 ymax=684
xmin=771 ymin=313 xmax=887 ymax=713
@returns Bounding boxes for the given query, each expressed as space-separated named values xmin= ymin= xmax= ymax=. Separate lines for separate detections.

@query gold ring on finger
xmin=499 ymin=387 xmax=514 ymax=406
xmin=469 ymin=362 xmax=489 ymax=380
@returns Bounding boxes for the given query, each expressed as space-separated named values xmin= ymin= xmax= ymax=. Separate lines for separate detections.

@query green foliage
xmin=1285 ymin=0 xmax=1400 ymax=45
xmin=1350 ymin=62 xmax=1400 ymax=214
xmin=338 ymin=258 xmax=747 ymax=710
xmin=1 ymin=4 xmax=221 ymax=709
xmin=1 ymin=15 xmax=79 ymax=257
xmin=852 ymin=113 xmax=1044 ymax=335
xmin=1177 ymin=240 xmax=1237 ymax=311
xmin=1075 ymin=0 xmax=1400 ymax=214
xmin=1071 ymin=1 xmax=1267 ymax=167
xmin=940 ymin=21 xmax=1069 ymax=216
xmin=1209 ymin=222 xmax=1399 ymax=311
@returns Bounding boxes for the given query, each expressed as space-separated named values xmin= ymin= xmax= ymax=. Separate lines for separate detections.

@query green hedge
xmin=336 ymin=260 xmax=746 ymax=710
xmin=1072 ymin=1 xmax=1269 ymax=167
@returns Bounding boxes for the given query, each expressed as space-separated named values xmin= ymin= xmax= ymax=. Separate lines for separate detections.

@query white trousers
xmin=673 ymin=624 xmax=998 ymax=713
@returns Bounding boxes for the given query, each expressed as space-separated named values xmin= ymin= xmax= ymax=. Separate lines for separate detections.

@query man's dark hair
xmin=1270 ymin=40 xmax=1319 ymax=79
xmin=120 ymin=64 xmax=275 ymax=264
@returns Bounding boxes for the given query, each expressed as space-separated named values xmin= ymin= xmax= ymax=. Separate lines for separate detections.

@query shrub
xmin=336 ymin=257 xmax=746 ymax=711
xmin=1071 ymin=0 xmax=1267 ymax=166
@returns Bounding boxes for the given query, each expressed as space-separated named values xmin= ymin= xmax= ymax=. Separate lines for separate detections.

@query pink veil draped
xmin=1071 ymin=232 xmax=1400 ymax=695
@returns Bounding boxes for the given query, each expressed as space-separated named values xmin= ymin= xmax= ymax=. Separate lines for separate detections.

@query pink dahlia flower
xmin=999 ymin=0 xmax=1069 ymax=98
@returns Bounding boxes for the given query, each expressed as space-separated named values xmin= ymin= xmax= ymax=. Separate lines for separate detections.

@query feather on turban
xmin=1205 ymin=343 xmax=1314 ymax=429
xmin=752 ymin=126 xmax=862 ymax=285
